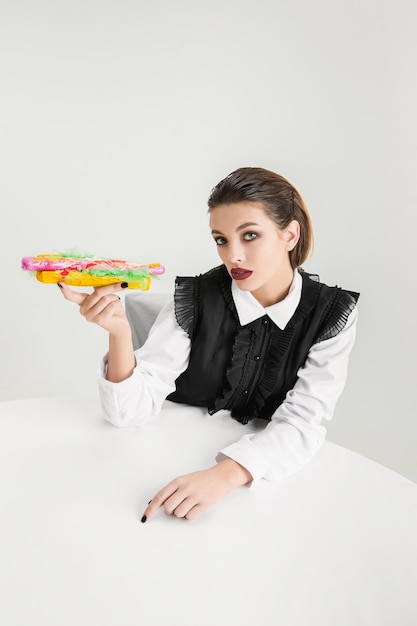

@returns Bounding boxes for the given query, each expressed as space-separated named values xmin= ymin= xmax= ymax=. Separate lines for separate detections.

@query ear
xmin=285 ymin=220 xmax=300 ymax=251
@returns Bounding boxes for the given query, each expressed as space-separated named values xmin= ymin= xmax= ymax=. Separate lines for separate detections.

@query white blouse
xmin=98 ymin=270 xmax=358 ymax=482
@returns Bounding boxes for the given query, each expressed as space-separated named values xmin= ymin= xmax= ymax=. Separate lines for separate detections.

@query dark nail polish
xmin=57 ymin=283 xmax=63 ymax=289
xmin=141 ymin=515 xmax=147 ymax=523
xmin=148 ymin=500 xmax=152 ymax=504
xmin=120 ymin=282 xmax=128 ymax=289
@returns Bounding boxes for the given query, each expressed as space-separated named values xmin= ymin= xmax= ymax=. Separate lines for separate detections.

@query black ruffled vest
xmin=167 ymin=265 xmax=359 ymax=424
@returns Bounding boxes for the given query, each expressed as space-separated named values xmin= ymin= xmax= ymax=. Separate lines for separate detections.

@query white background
xmin=1 ymin=0 xmax=416 ymax=481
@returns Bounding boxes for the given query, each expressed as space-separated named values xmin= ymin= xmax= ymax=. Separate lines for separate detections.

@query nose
xmin=227 ymin=241 xmax=245 ymax=265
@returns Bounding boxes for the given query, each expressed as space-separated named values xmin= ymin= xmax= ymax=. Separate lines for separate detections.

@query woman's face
xmin=209 ymin=201 xmax=299 ymax=306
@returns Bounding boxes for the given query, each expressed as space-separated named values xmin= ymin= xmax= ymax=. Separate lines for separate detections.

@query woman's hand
xmin=58 ymin=282 xmax=130 ymax=337
xmin=141 ymin=459 xmax=253 ymax=523
xmin=58 ymin=282 xmax=136 ymax=382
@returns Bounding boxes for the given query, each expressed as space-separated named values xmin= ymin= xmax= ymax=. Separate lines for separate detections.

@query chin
xmin=234 ymin=280 xmax=255 ymax=291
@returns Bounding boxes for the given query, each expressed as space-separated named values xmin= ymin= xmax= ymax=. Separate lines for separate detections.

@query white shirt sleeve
xmin=97 ymin=299 xmax=190 ymax=427
xmin=216 ymin=307 xmax=359 ymax=482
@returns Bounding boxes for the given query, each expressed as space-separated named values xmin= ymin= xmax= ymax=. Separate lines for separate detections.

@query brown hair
xmin=207 ymin=167 xmax=314 ymax=269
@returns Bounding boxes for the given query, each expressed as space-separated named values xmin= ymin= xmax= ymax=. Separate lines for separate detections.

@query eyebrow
xmin=211 ymin=221 xmax=260 ymax=235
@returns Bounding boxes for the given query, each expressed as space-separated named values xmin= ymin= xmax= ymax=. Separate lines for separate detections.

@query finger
xmin=141 ymin=481 xmax=180 ymax=523
xmin=58 ymin=282 xmax=88 ymax=305
xmin=59 ymin=281 xmax=126 ymax=304
xmin=80 ymin=293 xmax=122 ymax=320
xmin=78 ymin=283 xmax=126 ymax=314
xmin=91 ymin=283 xmax=128 ymax=297
xmin=164 ymin=491 xmax=194 ymax=517
xmin=184 ymin=503 xmax=206 ymax=521
xmin=171 ymin=496 xmax=199 ymax=519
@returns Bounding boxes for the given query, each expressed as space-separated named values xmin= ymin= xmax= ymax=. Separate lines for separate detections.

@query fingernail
xmin=120 ymin=282 xmax=128 ymax=289
xmin=141 ymin=515 xmax=147 ymax=523
xmin=57 ymin=283 xmax=63 ymax=289
xmin=148 ymin=500 xmax=152 ymax=504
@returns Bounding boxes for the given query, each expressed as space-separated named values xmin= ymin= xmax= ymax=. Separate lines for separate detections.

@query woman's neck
xmin=251 ymin=267 xmax=295 ymax=308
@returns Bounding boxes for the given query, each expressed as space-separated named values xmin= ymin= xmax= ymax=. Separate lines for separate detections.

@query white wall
xmin=1 ymin=0 xmax=416 ymax=481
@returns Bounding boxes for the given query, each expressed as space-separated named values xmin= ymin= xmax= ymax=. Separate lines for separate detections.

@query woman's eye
xmin=214 ymin=237 xmax=227 ymax=246
xmin=243 ymin=232 xmax=257 ymax=241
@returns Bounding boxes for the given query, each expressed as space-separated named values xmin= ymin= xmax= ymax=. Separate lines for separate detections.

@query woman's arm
xmin=141 ymin=310 xmax=358 ymax=524
xmin=58 ymin=282 xmax=136 ymax=382
xmin=217 ymin=307 xmax=359 ymax=481
xmin=59 ymin=283 xmax=191 ymax=427
xmin=141 ymin=459 xmax=253 ymax=522
xmin=98 ymin=296 xmax=191 ymax=427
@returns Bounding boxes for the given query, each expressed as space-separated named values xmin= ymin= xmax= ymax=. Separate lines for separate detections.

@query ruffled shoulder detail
xmin=316 ymin=288 xmax=359 ymax=343
xmin=216 ymin=264 xmax=236 ymax=313
xmin=291 ymin=272 xmax=322 ymax=324
xmin=173 ymin=265 xmax=232 ymax=339
xmin=173 ymin=275 xmax=200 ymax=339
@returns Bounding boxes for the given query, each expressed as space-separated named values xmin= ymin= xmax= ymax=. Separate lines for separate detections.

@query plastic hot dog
xmin=21 ymin=250 xmax=165 ymax=290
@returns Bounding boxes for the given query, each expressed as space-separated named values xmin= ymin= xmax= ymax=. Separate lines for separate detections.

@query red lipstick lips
xmin=231 ymin=268 xmax=253 ymax=281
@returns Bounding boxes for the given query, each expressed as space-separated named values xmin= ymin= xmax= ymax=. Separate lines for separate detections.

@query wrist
xmin=215 ymin=458 xmax=253 ymax=488
xmin=106 ymin=327 xmax=136 ymax=383
xmin=108 ymin=319 xmax=132 ymax=341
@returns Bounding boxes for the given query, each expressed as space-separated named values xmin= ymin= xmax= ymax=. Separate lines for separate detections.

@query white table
xmin=0 ymin=396 xmax=416 ymax=626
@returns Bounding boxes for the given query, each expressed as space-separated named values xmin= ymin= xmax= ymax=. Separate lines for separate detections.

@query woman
xmin=60 ymin=167 xmax=359 ymax=522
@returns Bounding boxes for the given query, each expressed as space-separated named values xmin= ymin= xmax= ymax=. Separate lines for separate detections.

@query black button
xmin=254 ymin=355 xmax=260 ymax=361
xmin=262 ymin=318 xmax=268 ymax=325
xmin=242 ymin=389 xmax=248 ymax=395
